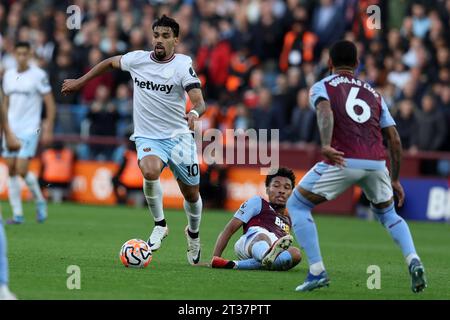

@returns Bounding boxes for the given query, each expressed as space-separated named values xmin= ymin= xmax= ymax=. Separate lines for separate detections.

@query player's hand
xmin=391 ymin=180 xmax=405 ymax=207
xmin=40 ymin=129 xmax=53 ymax=147
xmin=5 ymin=132 xmax=21 ymax=151
xmin=321 ymin=145 xmax=345 ymax=167
xmin=61 ymin=79 xmax=82 ymax=95
xmin=184 ymin=111 xmax=199 ymax=131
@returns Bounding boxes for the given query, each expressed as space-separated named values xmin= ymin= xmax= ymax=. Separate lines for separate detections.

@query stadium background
xmin=0 ymin=0 xmax=450 ymax=301
xmin=1 ymin=0 xmax=449 ymax=222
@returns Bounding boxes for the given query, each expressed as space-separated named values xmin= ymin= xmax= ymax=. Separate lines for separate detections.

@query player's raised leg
xmin=139 ymin=153 xmax=168 ymax=251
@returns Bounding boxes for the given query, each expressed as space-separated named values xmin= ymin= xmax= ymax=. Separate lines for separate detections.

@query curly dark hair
xmin=329 ymin=40 xmax=358 ymax=68
xmin=265 ymin=167 xmax=296 ymax=189
xmin=152 ymin=15 xmax=180 ymax=37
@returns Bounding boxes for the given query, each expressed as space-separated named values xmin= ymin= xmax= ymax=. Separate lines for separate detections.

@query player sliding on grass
xmin=287 ymin=40 xmax=426 ymax=293
xmin=211 ymin=168 xmax=302 ymax=271
xmin=0 ymin=89 xmax=21 ymax=300
xmin=61 ymin=15 xmax=206 ymax=265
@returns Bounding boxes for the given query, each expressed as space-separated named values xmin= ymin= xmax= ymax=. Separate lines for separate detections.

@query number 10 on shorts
xmin=186 ymin=164 xmax=199 ymax=177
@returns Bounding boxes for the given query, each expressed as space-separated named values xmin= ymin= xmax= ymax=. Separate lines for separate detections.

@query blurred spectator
xmin=311 ymin=0 xmax=345 ymax=52
xmin=279 ymin=15 xmax=318 ymax=72
xmin=40 ymin=141 xmax=75 ymax=204
xmin=112 ymin=138 xmax=143 ymax=207
xmin=388 ymin=0 xmax=409 ymax=29
xmin=411 ymin=2 xmax=431 ymax=39
xmin=234 ymin=103 xmax=251 ymax=131
xmin=250 ymin=87 xmax=277 ymax=138
xmin=81 ymin=47 xmax=114 ymax=104
xmin=410 ymin=93 xmax=448 ymax=175
xmin=49 ymin=53 xmax=78 ymax=104
xmin=113 ymin=84 xmax=133 ymax=137
xmin=225 ymin=46 xmax=259 ymax=95
xmin=288 ymin=88 xmax=318 ymax=144
xmin=196 ymin=21 xmax=232 ymax=101
xmin=86 ymin=85 xmax=120 ymax=160
xmin=242 ymin=67 xmax=265 ymax=108
xmin=248 ymin=0 xmax=285 ymax=65
xmin=393 ymin=99 xmax=419 ymax=150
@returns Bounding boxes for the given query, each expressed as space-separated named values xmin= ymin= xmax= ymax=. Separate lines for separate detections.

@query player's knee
xmin=141 ymin=168 xmax=161 ymax=181
xmin=8 ymin=167 xmax=17 ymax=176
xmin=253 ymin=234 xmax=271 ymax=244
xmin=17 ymin=170 xmax=27 ymax=178
xmin=288 ymin=247 xmax=302 ymax=266
xmin=183 ymin=189 xmax=199 ymax=203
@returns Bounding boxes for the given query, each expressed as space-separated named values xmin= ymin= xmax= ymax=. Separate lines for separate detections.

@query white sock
xmin=143 ymin=179 xmax=165 ymax=222
xmin=8 ymin=176 xmax=23 ymax=217
xmin=184 ymin=196 xmax=202 ymax=233
xmin=406 ymin=253 xmax=420 ymax=266
xmin=24 ymin=172 xmax=45 ymax=202
xmin=310 ymin=261 xmax=326 ymax=276
xmin=0 ymin=285 xmax=10 ymax=294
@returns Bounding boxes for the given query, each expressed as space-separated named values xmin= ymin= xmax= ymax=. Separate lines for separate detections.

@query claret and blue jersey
xmin=233 ymin=196 xmax=292 ymax=238
xmin=309 ymin=72 xmax=396 ymax=171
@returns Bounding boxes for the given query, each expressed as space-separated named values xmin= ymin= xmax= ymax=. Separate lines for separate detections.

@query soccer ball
xmin=119 ymin=239 xmax=152 ymax=268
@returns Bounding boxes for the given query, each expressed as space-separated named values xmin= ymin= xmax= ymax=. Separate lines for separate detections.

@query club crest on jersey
xmin=143 ymin=147 xmax=152 ymax=152
xmin=134 ymin=77 xmax=173 ymax=94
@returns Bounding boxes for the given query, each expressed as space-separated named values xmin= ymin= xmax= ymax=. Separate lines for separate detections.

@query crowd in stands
xmin=0 ymin=0 xmax=449 ymax=175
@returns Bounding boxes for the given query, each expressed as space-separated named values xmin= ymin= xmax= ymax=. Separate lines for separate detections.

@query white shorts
xmin=1 ymin=133 xmax=40 ymax=159
xmin=135 ymin=133 xmax=199 ymax=186
xmin=299 ymin=162 xmax=393 ymax=204
xmin=234 ymin=226 xmax=278 ymax=260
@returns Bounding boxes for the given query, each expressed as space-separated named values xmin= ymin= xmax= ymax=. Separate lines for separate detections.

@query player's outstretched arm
xmin=185 ymin=88 xmax=206 ymax=131
xmin=61 ymin=55 xmax=122 ymax=94
xmin=212 ymin=218 xmax=243 ymax=258
xmin=316 ymin=100 xmax=345 ymax=166
xmin=382 ymin=125 xmax=405 ymax=207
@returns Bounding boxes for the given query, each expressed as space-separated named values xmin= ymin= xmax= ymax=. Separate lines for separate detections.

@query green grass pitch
xmin=2 ymin=201 xmax=450 ymax=300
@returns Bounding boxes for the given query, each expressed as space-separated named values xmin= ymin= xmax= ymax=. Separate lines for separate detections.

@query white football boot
xmin=185 ymin=226 xmax=201 ymax=265
xmin=147 ymin=225 xmax=169 ymax=251
xmin=261 ymin=234 xmax=293 ymax=269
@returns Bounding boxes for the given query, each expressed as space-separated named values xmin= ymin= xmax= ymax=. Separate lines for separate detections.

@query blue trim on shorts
xmin=345 ymin=158 xmax=386 ymax=170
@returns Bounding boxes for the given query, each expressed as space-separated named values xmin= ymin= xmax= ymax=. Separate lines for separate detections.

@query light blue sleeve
xmin=309 ymin=80 xmax=329 ymax=110
xmin=233 ymin=196 xmax=262 ymax=223
xmin=380 ymin=97 xmax=396 ymax=128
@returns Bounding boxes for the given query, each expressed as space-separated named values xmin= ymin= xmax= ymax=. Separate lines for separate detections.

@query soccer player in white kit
xmin=62 ymin=15 xmax=206 ymax=265
xmin=1 ymin=41 xmax=56 ymax=224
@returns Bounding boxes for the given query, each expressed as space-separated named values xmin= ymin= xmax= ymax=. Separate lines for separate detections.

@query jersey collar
xmin=150 ymin=51 xmax=176 ymax=64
